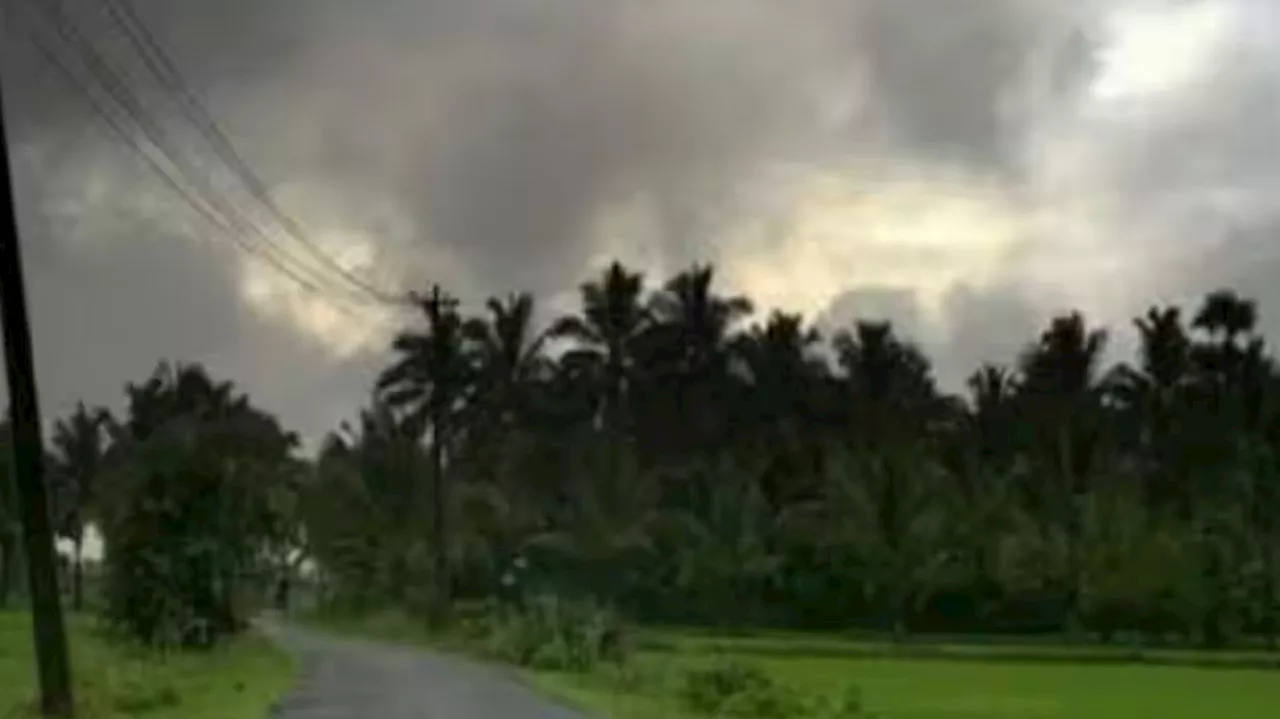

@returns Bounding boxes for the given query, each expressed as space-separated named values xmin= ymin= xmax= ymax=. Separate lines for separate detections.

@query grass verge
xmin=299 ymin=609 xmax=1280 ymax=719
xmin=0 ymin=611 xmax=295 ymax=719
xmin=538 ymin=639 xmax=1280 ymax=719
xmin=639 ymin=629 xmax=1280 ymax=670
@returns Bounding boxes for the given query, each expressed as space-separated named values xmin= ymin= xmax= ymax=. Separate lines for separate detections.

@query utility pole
xmin=0 ymin=66 xmax=76 ymax=717
xmin=409 ymin=285 xmax=455 ymax=626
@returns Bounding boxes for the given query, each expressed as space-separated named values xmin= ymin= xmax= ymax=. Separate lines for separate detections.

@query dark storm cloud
xmin=0 ymin=0 xmax=864 ymax=437
xmin=4 ymin=0 xmax=1279 ymax=440
xmin=5 ymin=138 xmax=378 ymax=441
xmin=255 ymin=0 xmax=867 ymax=295
xmin=851 ymin=0 xmax=1047 ymax=168
xmin=11 ymin=0 xmax=1056 ymax=293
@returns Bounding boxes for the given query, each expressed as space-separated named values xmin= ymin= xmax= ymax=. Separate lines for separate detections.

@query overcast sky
xmin=3 ymin=0 xmax=1280 ymax=443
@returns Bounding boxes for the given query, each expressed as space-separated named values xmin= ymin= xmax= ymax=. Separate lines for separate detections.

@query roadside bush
xmin=100 ymin=462 xmax=242 ymax=648
xmin=681 ymin=658 xmax=772 ymax=714
xmin=680 ymin=658 xmax=807 ymax=717
xmin=473 ymin=593 xmax=628 ymax=672
xmin=681 ymin=658 xmax=877 ymax=718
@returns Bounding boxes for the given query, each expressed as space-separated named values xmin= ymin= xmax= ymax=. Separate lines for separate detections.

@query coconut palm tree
xmin=550 ymin=261 xmax=652 ymax=435
xmin=50 ymin=402 xmax=112 ymax=610
xmin=1194 ymin=289 xmax=1257 ymax=351
xmin=1108 ymin=306 xmax=1194 ymax=511
xmin=642 ymin=264 xmax=754 ymax=457
xmin=377 ymin=285 xmax=475 ymax=616
xmin=950 ymin=364 xmax=1019 ymax=492
xmin=735 ymin=312 xmax=824 ymax=386
xmin=647 ymin=264 xmax=753 ymax=376
xmin=729 ymin=312 xmax=829 ymax=507
xmin=661 ymin=454 xmax=782 ymax=625
xmin=307 ymin=401 xmax=429 ymax=606
xmin=464 ymin=292 xmax=548 ymax=431
xmin=780 ymin=444 xmax=955 ymax=639
xmin=833 ymin=320 xmax=938 ymax=441
xmin=1017 ymin=311 xmax=1109 ymax=635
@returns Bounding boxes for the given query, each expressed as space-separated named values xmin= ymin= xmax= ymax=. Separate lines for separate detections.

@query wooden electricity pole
xmin=0 ymin=67 xmax=76 ymax=717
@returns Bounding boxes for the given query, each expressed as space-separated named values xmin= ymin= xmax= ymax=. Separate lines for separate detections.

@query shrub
xmin=473 ymin=593 xmax=629 ymax=672
xmin=681 ymin=658 xmax=771 ymax=714
xmin=719 ymin=682 xmax=806 ymax=719
xmin=680 ymin=658 xmax=811 ymax=717
xmin=681 ymin=659 xmax=876 ymax=719
xmin=99 ymin=439 xmax=270 ymax=648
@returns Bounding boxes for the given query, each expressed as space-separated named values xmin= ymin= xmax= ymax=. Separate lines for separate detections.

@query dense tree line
xmin=305 ymin=262 xmax=1280 ymax=649
xmin=4 ymin=260 xmax=1280 ymax=651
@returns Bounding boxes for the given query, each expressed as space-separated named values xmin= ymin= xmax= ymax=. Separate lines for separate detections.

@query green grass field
xmin=302 ymin=609 xmax=1280 ymax=718
xmin=0 ymin=612 xmax=295 ymax=718
xmin=529 ymin=632 xmax=1280 ymax=719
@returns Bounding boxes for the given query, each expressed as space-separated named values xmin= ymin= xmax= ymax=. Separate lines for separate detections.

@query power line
xmin=3 ymin=0 xmax=375 ymax=321
xmin=8 ymin=0 xmax=381 ymax=316
xmin=99 ymin=0 xmax=408 ymax=306
xmin=32 ymin=0 xmax=373 ymax=304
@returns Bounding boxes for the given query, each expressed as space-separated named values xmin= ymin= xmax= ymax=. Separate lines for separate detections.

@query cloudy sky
xmin=2 ymin=0 xmax=1280 ymax=443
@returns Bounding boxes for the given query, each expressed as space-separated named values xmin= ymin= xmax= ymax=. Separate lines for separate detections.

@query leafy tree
xmin=661 ymin=456 xmax=781 ymax=626
xmin=253 ymin=267 xmax=1280 ymax=646
xmin=782 ymin=445 xmax=954 ymax=638
xmin=305 ymin=402 xmax=431 ymax=609
xmin=98 ymin=362 xmax=297 ymax=647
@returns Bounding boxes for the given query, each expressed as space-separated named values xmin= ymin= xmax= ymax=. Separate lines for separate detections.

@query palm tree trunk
xmin=1057 ymin=425 xmax=1084 ymax=639
xmin=72 ymin=536 xmax=83 ymax=612
xmin=429 ymin=411 xmax=450 ymax=625
xmin=219 ymin=564 xmax=237 ymax=636
xmin=1263 ymin=544 xmax=1277 ymax=651
xmin=1256 ymin=507 xmax=1277 ymax=650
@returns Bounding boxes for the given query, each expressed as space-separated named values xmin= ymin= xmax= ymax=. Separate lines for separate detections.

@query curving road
xmin=259 ymin=618 xmax=588 ymax=719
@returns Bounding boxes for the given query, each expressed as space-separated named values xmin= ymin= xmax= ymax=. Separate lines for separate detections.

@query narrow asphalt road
xmin=258 ymin=618 xmax=589 ymax=719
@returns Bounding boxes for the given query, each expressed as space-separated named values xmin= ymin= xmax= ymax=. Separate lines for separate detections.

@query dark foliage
xmin=34 ymin=260 xmax=1280 ymax=653
xmin=94 ymin=363 xmax=299 ymax=647
xmin=301 ymin=263 xmax=1280 ymax=649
